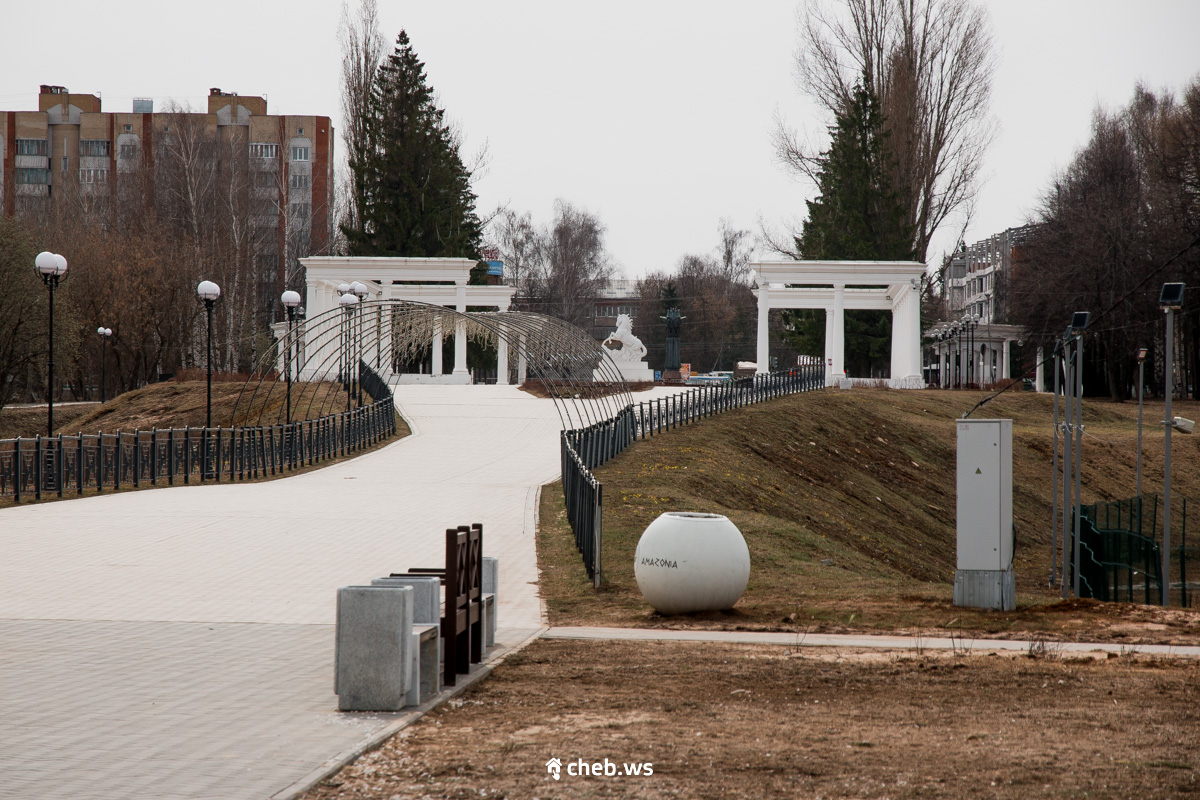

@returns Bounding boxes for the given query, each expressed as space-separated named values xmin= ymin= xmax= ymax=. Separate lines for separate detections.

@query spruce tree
xmin=784 ymin=78 xmax=913 ymax=376
xmin=342 ymin=31 xmax=482 ymax=259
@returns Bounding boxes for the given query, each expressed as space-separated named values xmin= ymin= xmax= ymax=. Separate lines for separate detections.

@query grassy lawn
xmin=538 ymin=388 xmax=1200 ymax=643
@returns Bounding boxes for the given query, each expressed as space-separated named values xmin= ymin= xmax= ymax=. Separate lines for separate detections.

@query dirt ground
xmin=307 ymin=639 xmax=1200 ymax=800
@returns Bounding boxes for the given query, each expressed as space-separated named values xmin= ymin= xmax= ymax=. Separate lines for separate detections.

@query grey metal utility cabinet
xmin=954 ymin=418 xmax=1015 ymax=610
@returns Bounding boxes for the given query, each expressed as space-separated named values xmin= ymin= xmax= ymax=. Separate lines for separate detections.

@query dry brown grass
xmin=537 ymin=388 xmax=1200 ymax=643
xmin=306 ymin=639 xmax=1200 ymax=800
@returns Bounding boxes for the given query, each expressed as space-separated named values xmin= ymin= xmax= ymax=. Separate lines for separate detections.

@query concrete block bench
xmin=371 ymin=575 xmax=443 ymax=705
xmin=334 ymin=585 xmax=413 ymax=712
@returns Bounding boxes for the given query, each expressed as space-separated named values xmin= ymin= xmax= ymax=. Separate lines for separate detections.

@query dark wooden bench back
xmin=404 ymin=523 xmax=484 ymax=686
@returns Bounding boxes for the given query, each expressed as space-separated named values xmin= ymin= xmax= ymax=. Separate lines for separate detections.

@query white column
xmin=889 ymin=284 xmax=921 ymax=383
xmin=517 ymin=332 xmax=527 ymax=384
xmin=831 ymin=283 xmax=846 ymax=384
xmin=1001 ymin=338 xmax=1011 ymax=380
xmin=824 ymin=308 xmax=834 ymax=385
xmin=453 ymin=284 xmax=468 ymax=375
xmin=496 ymin=313 xmax=509 ymax=385
xmin=755 ymin=281 xmax=770 ymax=373
xmin=1035 ymin=347 xmax=1045 ymax=392
xmin=432 ymin=317 xmax=443 ymax=375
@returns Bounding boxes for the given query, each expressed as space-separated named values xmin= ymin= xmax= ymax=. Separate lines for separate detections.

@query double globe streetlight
xmin=97 ymin=326 xmax=113 ymax=404
xmin=36 ymin=251 xmax=68 ymax=436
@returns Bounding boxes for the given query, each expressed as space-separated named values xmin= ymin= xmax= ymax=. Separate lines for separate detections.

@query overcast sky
xmin=3 ymin=1 xmax=1198 ymax=278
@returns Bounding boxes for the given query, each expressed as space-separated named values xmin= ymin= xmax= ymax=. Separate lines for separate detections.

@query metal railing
xmin=559 ymin=366 xmax=825 ymax=584
xmin=1077 ymin=494 xmax=1194 ymax=606
xmin=0 ymin=363 xmax=397 ymax=502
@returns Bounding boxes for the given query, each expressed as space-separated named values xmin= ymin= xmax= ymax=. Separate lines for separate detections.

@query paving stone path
xmin=0 ymin=384 xmax=597 ymax=800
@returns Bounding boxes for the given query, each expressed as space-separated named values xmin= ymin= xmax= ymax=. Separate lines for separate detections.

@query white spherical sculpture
xmin=634 ymin=512 xmax=750 ymax=615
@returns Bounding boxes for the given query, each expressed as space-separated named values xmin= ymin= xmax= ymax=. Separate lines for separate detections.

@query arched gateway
xmin=751 ymin=260 xmax=926 ymax=388
xmin=257 ymin=256 xmax=632 ymax=430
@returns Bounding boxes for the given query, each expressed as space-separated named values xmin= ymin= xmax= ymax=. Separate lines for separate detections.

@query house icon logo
xmin=546 ymin=757 xmax=562 ymax=781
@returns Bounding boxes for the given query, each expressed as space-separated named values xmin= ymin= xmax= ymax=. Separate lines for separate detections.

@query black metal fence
xmin=559 ymin=366 xmax=825 ymax=584
xmin=1077 ymin=494 xmax=1194 ymax=606
xmin=0 ymin=363 xmax=397 ymax=502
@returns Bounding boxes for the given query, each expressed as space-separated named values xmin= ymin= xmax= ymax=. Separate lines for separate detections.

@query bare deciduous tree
xmin=488 ymin=208 xmax=539 ymax=296
xmin=523 ymin=200 xmax=613 ymax=329
xmin=777 ymin=0 xmax=997 ymax=261
xmin=337 ymin=0 xmax=385 ymax=242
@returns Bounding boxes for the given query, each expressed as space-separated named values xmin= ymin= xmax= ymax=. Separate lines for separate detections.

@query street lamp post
xmin=36 ymin=252 xmax=68 ymax=436
xmin=339 ymin=292 xmax=358 ymax=414
xmin=196 ymin=281 xmax=221 ymax=429
xmin=1136 ymin=347 xmax=1148 ymax=499
xmin=97 ymin=327 xmax=113 ymax=403
xmin=281 ymin=291 xmax=302 ymax=424
xmin=1159 ymin=282 xmax=1186 ymax=606
xmin=351 ymin=281 xmax=369 ymax=406
xmin=1068 ymin=311 xmax=1090 ymax=597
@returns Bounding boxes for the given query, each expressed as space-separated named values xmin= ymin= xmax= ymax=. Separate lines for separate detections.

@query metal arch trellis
xmin=230 ymin=299 xmax=633 ymax=432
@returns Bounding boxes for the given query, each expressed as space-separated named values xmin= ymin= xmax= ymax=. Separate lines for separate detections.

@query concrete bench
xmin=334 ymin=585 xmax=413 ymax=712
xmin=371 ymin=575 xmax=443 ymax=705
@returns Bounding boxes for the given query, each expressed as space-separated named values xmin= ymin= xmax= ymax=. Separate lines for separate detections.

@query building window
xmin=16 ymin=139 xmax=48 ymax=156
xmin=289 ymin=173 xmax=310 ymax=190
xmin=249 ymin=142 xmax=278 ymax=159
xmin=119 ymin=143 xmax=138 ymax=159
xmin=79 ymin=168 xmax=109 ymax=184
xmin=297 ymin=127 xmax=304 ymax=135
xmin=80 ymin=140 xmax=111 ymax=157
xmin=15 ymin=167 xmax=51 ymax=184
xmin=124 ymin=124 xmax=133 ymax=132
xmin=62 ymin=156 xmax=68 ymax=173
xmin=254 ymin=171 xmax=277 ymax=189
xmin=291 ymin=146 xmax=309 ymax=162
xmin=596 ymin=305 xmax=637 ymax=318
xmin=291 ymin=203 xmax=310 ymax=221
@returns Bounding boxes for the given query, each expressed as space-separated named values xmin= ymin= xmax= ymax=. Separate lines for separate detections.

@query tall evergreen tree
xmin=784 ymin=78 xmax=913 ymax=376
xmin=342 ymin=31 xmax=482 ymax=259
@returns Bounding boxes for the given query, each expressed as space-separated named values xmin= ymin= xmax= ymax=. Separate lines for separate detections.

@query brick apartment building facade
xmin=1 ymin=85 xmax=334 ymax=306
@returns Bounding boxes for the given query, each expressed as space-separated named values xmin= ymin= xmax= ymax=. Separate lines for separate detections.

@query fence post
xmin=34 ymin=435 xmax=43 ymax=500
xmin=57 ymin=434 xmax=64 ymax=497
xmin=14 ymin=439 xmax=21 ymax=503
xmin=77 ymin=431 xmax=84 ymax=495
xmin=594 ymin=481 xmax=603 ymax=590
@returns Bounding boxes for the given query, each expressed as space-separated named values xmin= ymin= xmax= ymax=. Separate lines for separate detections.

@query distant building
xmin=926 ymin=226 xmax=1035 ymax=386
xmin=592 ymin=279 xmax=643 ymax=341
xmin=0 ymin=85 xmax=334 ymax=305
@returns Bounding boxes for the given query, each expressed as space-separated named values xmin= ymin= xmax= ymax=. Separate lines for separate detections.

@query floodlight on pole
xmin=1136 ymin=346 xmax=1148 ymax=499
xmin=1159 ymin=282 xmax=1185 ymax=605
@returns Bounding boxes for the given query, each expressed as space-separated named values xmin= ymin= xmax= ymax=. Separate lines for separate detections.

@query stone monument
xmin=597 ymin=313 xmax=655 ymax=382
xmin=662 ymin=308 xmax=684 ymax=382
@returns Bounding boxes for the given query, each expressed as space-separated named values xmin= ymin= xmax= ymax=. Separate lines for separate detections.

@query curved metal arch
xmin=232 ymin=299 xmax=633 ymax=431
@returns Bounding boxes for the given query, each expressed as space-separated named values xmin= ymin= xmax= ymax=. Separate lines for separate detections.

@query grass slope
xmin=538 ymin=388 xmax=1200 ymax=642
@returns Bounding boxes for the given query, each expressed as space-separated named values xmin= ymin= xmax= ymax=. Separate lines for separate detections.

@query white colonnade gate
xmin=294 ymin=257 xmax=517 ymax=385
xmin=751 ymin=260 xmax=927 ymax=388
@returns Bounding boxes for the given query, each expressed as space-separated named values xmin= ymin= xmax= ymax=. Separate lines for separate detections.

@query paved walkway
xmin=0 ymin=384 xmax=635 ymax=800
xmin=543 ymin=626 xmax=1200 ymax=657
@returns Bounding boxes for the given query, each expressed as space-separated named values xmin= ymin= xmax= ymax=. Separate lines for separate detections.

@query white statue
xmin=602 ymin=314 xmax=647 ymax=363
